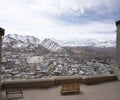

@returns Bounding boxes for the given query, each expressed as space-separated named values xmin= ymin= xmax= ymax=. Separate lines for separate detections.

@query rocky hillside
xmin=3 ymin=34 xmax=41 ymax=48
xmin=2 ymin=34 xmax=116 ymax=53
xmin=41 ymin=39 xmax=63 ymax=52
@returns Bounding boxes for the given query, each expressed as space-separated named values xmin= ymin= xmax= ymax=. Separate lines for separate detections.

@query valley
xmin=1 ymin=34 xmax=116 ymax=81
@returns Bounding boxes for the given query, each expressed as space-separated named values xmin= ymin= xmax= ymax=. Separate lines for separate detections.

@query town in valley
xmin=1 ymin=34 xmax=116 ymax=81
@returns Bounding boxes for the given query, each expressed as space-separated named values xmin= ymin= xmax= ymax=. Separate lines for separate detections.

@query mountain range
xmin=2 ymin=34 xmax=116 ymax=52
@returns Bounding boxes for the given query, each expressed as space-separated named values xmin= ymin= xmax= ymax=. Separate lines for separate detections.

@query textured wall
xmin=2 ymin=78 xmax=55 ymax=89
xmin=2 ymin=75 xmax=118 ymax=89
xmin=54 ymin=75 xmax=82 ymax=85
xmin=82 ymin=74 xmax=117 ymax=84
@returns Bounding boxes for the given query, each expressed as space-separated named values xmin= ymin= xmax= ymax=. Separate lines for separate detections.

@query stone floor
xmin=1 ymin=81 xmax=120 ymax=100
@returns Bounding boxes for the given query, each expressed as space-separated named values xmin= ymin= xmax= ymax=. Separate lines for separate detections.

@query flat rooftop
xmin=1 ymin=81 xmax=120 ymax=100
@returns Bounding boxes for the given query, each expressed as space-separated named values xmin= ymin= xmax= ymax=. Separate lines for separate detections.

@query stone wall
xmin=82 ymin=74 xmax=118 ymax=84
xmin=54 ymin=75 xmax=82 ymax=85
xmin=2 ymin=78 xmax=55 ymax=89
xmin=2 ymin=75 xmax=118 ymax=89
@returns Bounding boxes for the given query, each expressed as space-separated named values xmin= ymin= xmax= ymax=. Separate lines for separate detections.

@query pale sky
xmin=0 ymin=0 xmax=120 ymax=40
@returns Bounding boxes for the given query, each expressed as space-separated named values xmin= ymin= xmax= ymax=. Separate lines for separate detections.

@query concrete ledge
xmin=1 ymin=75 xmax=118 ymax=89
xmin=2 ymin=78 xmax=55 ymax=89
xmin=83 ymin=74 xmax=118 ymax=84
xmin=54 ymin=75 xmax=82 ymax=85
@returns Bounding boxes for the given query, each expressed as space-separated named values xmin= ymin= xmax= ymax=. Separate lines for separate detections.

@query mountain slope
xmin=3 ymin=34 xmax=41 ymax=48
xmin=2 ymin=34 xmax=116 ymax=49
xmin=53 ymin=39 xmax=116 ymax=47
xmin=41 ymin=39 xmax=63 ymax=52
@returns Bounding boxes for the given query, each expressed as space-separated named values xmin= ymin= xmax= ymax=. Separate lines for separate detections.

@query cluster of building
xmin=1 ymin=20 xmax=120 ymax=82
xmin=1 ymin=51 xmax=115 ymax=81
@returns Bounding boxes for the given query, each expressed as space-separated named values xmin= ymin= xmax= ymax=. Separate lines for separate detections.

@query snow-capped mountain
xmin=3 ymin=34 xmax=41 ymax=48
xmin=94 ymin=40 xmax=116 ymax=47
xmin=41 ymin=39 xmax=63 ymax=52
xmin=53 ymin=39 xmax=116 ymax=47
xmin=2 ymin=34 xmax=116 ymax=52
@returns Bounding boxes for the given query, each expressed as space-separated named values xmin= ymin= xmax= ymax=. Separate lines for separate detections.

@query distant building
xmin=27 ymin=56 xmax=44 ymax=64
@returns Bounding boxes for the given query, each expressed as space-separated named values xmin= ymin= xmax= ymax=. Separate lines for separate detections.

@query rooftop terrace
xmin=1 ymin=81 xmax=120 ymax=100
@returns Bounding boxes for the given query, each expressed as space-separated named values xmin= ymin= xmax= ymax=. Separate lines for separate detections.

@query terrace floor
xmin=1 ymin=81 xmax=120 ymax=100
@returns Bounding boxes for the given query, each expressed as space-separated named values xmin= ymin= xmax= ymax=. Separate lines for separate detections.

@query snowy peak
xmin=3 ymin=34 xmax=41 ymax=48
xmin=41 ymin=39 xmax=63 ymax=52
xmin=54 ymin=39 xmax=116 ymax=47
xmin=4 ymin=34 xmax=41 ymax=44
xmin=94 ymin=40 xmax=116 ymax=47
xmin=2 ymin=34 xmax=116 ymax=50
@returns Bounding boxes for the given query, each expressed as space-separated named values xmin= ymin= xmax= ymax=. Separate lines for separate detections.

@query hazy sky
xmin=0 ymin=0 xmax=120 ymax=40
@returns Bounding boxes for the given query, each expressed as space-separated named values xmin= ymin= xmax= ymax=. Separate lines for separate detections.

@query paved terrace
xmin=1 ymin=81 xmax=120 ymax=100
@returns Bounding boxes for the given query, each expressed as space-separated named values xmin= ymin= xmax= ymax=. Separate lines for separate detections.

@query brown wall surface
xmin=83 ymin=74 xmax=118 ymax=84
xmin=2 ymin=78 xmax=55 ymax=89
xmin=54 ymin=75 xmax=82 ymax=85
xmin=2 ymin=75 xmax=118 ymax=89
